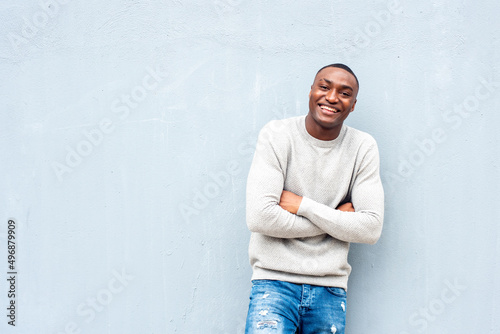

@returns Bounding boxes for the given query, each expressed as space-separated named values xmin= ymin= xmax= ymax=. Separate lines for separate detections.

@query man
xmin=244 ymin=64 xmax=384 ymax=333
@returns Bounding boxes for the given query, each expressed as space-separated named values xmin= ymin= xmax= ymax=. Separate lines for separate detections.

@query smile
xmin=319 ymin=105 xmax=341 ymax=113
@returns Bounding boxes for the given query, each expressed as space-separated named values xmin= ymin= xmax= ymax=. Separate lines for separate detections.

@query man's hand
xmin=337 ymin=202 xmax=355 ymax=212
xmin=279 ymin=190 xmax=303 ymax=214
xmin=280 ymin=192 xmax=355 ymax=214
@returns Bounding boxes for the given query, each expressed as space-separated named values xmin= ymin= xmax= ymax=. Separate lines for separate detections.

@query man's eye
xmin=342 ymin=92 xmax=351 ymax=97
xmin=320 ymin=86 xmax=328 ymax=90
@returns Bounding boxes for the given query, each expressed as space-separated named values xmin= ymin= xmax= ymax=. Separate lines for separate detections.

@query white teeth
xmin=320 ymin=105 xmax=339 ymax=113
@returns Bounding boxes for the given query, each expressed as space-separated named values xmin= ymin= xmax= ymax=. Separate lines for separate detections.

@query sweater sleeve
xmin=296 ymin=142 xmax=384 ymax=244
xmin=246 ymin=125 xmax=325 ymax=238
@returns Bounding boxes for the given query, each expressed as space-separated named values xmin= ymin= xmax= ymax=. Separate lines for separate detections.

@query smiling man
xmin=244 ymin=64 xmax=384 ymax=333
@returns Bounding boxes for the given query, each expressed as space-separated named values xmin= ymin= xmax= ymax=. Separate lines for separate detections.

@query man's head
xmin=306 ymin=64 xmax=359 ymax=140
xmin=314 ymin=64 xmax=359 ymax=90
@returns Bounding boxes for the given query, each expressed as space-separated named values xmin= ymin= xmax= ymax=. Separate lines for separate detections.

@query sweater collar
xmin=297 ymin=115 xmax=348 ymax=148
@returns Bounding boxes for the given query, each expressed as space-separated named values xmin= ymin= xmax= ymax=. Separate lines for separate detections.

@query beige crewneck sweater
xmin=246 ymin=115 xmax=384 ymax=290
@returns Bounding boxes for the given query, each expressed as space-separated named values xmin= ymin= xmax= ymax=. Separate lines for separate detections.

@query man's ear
xmin=350 ymin=99 xmax=357 ymax=112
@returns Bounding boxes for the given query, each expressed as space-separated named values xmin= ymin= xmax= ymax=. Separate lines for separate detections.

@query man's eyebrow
xmin=319 ymin=78 xmax=354 ymax=91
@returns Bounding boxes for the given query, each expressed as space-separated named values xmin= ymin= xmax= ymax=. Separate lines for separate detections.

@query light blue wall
xmin=1 ymin=0 xmax=499 ymax=333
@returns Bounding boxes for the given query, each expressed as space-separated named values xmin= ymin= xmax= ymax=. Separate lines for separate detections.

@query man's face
xmin=308 ymin=67 xmax=358 ymax=131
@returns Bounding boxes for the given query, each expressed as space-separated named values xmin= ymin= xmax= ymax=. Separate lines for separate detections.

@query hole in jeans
xmin=257 ymin=320 xmax=278 ymax=329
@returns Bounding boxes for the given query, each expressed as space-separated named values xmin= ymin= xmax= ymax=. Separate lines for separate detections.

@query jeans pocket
xmin=249 ymin=280 xmax=274 ymax=300
xmin=326 ymin=287 xmax=347 ymax=298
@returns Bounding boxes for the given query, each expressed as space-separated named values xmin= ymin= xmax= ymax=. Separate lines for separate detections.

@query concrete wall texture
xmin=1 ymin=0 xmax=499 ymax=333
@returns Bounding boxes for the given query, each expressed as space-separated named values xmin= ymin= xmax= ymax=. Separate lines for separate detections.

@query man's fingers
xmin=337 ymin=202 xmax=355 ymax=212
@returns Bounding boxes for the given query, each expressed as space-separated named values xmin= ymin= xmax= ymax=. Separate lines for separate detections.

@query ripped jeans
xmin=245 ymin=280 xmax=346 ymax=334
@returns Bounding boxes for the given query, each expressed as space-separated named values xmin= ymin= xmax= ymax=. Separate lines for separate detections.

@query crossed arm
xmin=279 ymin=190 xmax=354 ymax=214
xmin=248 ymin=168 xmax=382 ymax=244
xmin=246 ymin=128 xmax=384 ymax=244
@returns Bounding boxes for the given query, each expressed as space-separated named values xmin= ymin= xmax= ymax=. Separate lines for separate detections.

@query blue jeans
xmin=245 ymin=280 xmax=347 ymax=334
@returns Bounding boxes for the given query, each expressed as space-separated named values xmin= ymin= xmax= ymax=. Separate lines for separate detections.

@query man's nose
xmin=326 ymin=90 xmax=339 ymax=103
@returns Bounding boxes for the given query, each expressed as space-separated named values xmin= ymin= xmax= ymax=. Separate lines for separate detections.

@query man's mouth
xmin=319 ymin=105 xmax=341 ymax=113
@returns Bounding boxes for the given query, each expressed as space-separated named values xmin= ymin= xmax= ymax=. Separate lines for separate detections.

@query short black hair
xmin=316 ymin=63 xmax=359 ymax=89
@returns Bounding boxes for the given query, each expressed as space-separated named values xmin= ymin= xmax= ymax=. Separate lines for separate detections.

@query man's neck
xmin=305 ymin=115 xmax=343 ymax=141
